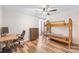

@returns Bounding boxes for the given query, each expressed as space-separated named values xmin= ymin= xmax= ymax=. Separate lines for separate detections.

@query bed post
xmin=44 ymin=21 xmax=48 ymax=43
xmin=68 ymin=18 xmax=72 ymax=49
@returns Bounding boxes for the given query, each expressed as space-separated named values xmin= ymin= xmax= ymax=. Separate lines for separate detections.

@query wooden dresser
xmin=30 ymin=28 xmax=39 ymax=41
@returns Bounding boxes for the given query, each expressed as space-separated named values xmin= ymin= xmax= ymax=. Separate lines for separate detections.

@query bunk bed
xmin=44 ymin=18 xmax=72 ymax=49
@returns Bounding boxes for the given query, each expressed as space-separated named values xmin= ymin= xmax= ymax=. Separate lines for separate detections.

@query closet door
xmin=30 ymin=28 xmax=39 ymax=41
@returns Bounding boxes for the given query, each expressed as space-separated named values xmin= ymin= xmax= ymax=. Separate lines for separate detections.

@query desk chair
xmin=0 ymin=42 xmax=5 ymax=52
xmin=13 ymin=30 xmax=25 ymax=47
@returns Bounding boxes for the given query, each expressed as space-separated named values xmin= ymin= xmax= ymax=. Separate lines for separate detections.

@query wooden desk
xmin=0 ymin=34 xmax=18 ymax=48
xmin=0 ymin=34 xmax=18 ymax=42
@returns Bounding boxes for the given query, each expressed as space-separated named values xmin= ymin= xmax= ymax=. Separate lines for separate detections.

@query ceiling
xmin=3 ymin=5 xmax=79 ymax=10
xmin=2 ymin=5 xmax=79 ymax=18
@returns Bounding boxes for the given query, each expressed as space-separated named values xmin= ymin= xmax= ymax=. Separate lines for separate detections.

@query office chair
xmin=13 ymin=30 xmax=26 ymax=47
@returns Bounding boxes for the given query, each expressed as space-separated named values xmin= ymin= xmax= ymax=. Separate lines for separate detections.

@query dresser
xmin=30 ymin=28 xmax=39 ymax=41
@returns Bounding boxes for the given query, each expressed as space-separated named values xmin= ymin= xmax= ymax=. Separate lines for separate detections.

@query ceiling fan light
xmin=43 ymin=12 xmax=47 ymax=15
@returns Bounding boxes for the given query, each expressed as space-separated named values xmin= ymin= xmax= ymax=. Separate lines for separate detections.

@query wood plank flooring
xmin=12 ymin=39 xmax=79 ymax=53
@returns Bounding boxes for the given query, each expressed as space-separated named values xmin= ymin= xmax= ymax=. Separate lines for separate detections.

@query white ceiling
xmin=2 ymin=5 xmax=79 ymax=17
xmin=2 ymin=5 xmax=79 ymax=10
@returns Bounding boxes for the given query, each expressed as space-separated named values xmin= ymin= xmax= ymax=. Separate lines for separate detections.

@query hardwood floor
xmin=12 ymin=39 xmax=79 ymax=53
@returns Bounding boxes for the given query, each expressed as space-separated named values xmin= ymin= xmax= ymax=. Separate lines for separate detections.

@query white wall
xmin=2 ymin=7 xmax=39 ymax=40
xmin=0 ymin=6 xmax=2 ymax=27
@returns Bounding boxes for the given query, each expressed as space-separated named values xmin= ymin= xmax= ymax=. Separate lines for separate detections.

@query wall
xmin=0 ymin=6 xmax=2 ymax=35
xmin=0 ymin=5 xmax=2 ymax=27
xmin=2 ymin=7 xmax=39 ymax=40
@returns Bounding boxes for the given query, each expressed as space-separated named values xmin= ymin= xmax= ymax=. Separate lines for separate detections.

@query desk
xmin=0 ymin=34 xmax=18 ymax=42
xmin=0 ymin=34 xmax=18 ymax=52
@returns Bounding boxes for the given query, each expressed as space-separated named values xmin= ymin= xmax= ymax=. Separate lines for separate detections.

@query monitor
xmin=1 ymin=27 xmax=9 ymax=36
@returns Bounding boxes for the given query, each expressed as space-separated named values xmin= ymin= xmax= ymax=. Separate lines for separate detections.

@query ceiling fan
xmin=41 ymin=5 xmax=57 ymax=15
xmin=35 ymin=5 xmax=57 ymax=19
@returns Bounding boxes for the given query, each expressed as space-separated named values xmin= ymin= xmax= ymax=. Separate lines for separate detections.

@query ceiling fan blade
xmin=47 ymin=13 xmax=50 ymax=15
xmin=49 ymin=9 xmax=57 ymax=12
xmin=43 ymin=8 xmax=46 ymax=11
xmin=43 ymin=5 xmax=49 ymax=12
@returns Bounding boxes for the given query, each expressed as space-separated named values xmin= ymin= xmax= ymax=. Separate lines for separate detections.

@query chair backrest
xmin=21 ymin=30 xmax=25 ymax=38
xmin=0 ymin=27 xmax=9 ymax=37
xmin=1 ymin=27 xmax=9 ymax=34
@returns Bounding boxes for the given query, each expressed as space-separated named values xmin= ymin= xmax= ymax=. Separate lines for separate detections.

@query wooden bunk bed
xmin=44 ymin=18 xmax=72 ymax=49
